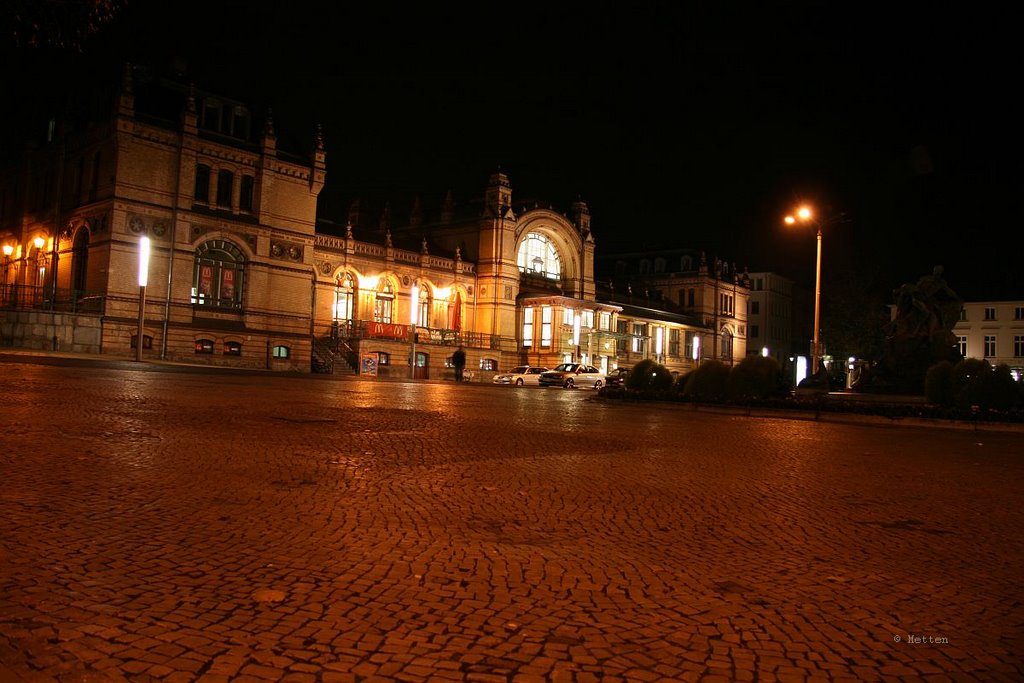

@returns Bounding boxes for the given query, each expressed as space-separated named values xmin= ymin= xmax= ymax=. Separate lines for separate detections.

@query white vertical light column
xmin=136 ymin=236 xmax=151 ymax=362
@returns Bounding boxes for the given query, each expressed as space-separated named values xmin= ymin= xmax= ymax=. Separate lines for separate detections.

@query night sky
xmin=3 ymin=1 xmax=1021 ymax=300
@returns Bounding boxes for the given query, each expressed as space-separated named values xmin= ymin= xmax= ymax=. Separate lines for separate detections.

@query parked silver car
xmin=538 ymin=363 xmax=606 ymax=389
xmin=492 ymin=365 xmax=550 ymax=386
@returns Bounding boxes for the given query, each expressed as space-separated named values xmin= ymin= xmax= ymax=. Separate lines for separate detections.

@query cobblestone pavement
xmin=1 ymin=359 xmax=1022 ymax=682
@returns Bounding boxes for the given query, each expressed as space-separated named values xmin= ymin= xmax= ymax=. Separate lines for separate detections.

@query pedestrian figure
xmin=452 ymin=346 xmax=466 ymax=382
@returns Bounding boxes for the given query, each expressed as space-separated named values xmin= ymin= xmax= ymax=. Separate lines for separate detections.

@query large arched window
xmin=374 ymin=279 xmax=394 ymax=323
xmin=517 ymin=232 xmax=560 ymax=279
xmin=192 ymin=239 xmax=244 ymax=308
xmin=418 ymin=286 xmax=430 ymax=327
xmin=334 ymin=273 xmax=356 ymax=322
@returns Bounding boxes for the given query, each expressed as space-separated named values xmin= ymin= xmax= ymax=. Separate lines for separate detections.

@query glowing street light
xmin=784 ymin=205 xmax=823 ymax=376
xmin=136 ymin=236 xmax=151 ymax=362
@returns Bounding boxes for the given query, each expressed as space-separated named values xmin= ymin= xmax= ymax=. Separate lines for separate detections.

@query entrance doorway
xmin=413 ymin=351 xmax=429 ymax=379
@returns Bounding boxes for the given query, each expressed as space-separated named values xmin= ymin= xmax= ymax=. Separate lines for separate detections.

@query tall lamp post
xmin=784 ymin=206 xmax=823 ymax=376
xmin=136 ymin=236 xmax=151 ymax=362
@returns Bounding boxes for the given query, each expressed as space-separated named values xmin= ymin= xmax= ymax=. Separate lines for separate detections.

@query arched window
xmin=374 ymin=279 xmax=394 ymax=323
xmin=680 ymin=255 xmax=693 ymax=272
xmin=654 ymin=257 xmax=666 ymax=273
xmin=639 ymin=259 xmax=651 ymax=274
xmin=334 ymin=273 xmax=356 ymax=322
xmin=418 ymin=286 xmax=430 ymax=327
xmin=192 ymin=239 xmax=244 ymax=308
xmin=272 ymin=345 xmax=290 ymax=359
xmin=721 ymin=329 xmax=733 ymax=361
xmin=517 ymin=232 xmax=560 ymax=279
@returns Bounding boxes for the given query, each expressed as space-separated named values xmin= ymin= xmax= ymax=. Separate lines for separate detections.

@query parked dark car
xmin=605 ymin=367 xmax=630 ymax=387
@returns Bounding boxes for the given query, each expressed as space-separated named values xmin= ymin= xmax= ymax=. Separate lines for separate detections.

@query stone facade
xmin=2 ymin=66 xmax=747 ymax=379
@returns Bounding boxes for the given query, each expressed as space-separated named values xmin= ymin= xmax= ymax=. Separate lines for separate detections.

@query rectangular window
xmin=685 ymin=331 xmax=695 ymax=358
xmin=374 ymin=294 xmax=393 ymax=323
xmin=1016 ymin=307 xmax=1024 ymax=321
xmin=216 ymin=170 xmax=233 ymax=207
xmin=616 ymin=320 xmax=628 ymax=353
xmin=563 ymin=308 xmax=574 ymax=326
xmin=984 ymin=307 xmax=996 ymax=321
xmin=959 ymin=307 xmax=966 ymax=321
xmin=195 ymin=164 xmax=210 ymax=203
xmin=1015 ymin=335 xmax=1024 ymax=358
xmin=480 ymin=358 xmax=498 ymax=371
xmin=377 ymin=352 xmax=390 ymax=365
xmin=599 ymin=311 xmax=610 ymax=331
xmin=541 ymin=306 xmax=552 ymax=347
xmin=240 ymin=175 xmax=254 ymax=211
xmin=687 ymin=289 xmax=695 ymax=308
xmin=751 ymin=325 xmax=760 ymax=338
xmin=631 ymin=323 xmax=645 ymax=353
xmin=719 ymin=293 xmax=734 ymax=316
xmin=581 ymin=309 xmax=594 ymax=329
xmin=669 ymin=328 xmax=680 ymax=357
xmin=750 ymin=301 xmax=760 ymax=315
xmin=522 ymin=307 xmax=533 ymax=347
xmin=984 ymin=335 xmax=996 ymax=357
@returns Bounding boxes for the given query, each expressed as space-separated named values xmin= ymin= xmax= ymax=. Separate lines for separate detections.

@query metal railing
xmin=0 ymin=284 xmax=106 ymax=314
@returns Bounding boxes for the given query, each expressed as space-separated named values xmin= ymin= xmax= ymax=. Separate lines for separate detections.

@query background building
xmin=953 ymin=301 xmax=1024 ymax=379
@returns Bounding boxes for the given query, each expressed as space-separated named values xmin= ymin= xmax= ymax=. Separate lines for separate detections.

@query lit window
xmin=192 ymin=240 xmax=244 ymax=308
xmin=480 ymin=358 xmax=498 ymax=371
xmin=958 ymin=336 xmax=967 ymax=357
xmin=195 ymin=339 xmax=214 ymax=354
xmin=541 ymin=306 xmax=552 ymax=347
xmin=224 ymin=341 xmax=242 ymax=356
xmin=581 ymin=309 xmax=594 ymax=328
xmin=377 ymin=352 xmax=390 ymax=365
xmin=631 ymin=324 xmax=644 ymax=353
xmin=598 ymin=311 xmax=610 ymax=331
xmin=374 ymin=280 xmax=394 ymax=323
xmin=418 ymin=287 xmax=430 ymax=327
xmin=522 ymin=307 xmax=533 ymax=347
xmin=334 ymin=273 xmax=355 ymax=322
xmin=517 ymin=233 xmax=560 ymax=279
xmin=272 ymin=345 xmax=290 ymax=359
xmin=563 ymin=307 xmax=575 ymax=326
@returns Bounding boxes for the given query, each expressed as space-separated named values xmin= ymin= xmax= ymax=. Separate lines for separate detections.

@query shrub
xmin=726 ymin=355 xmax=784 ymax=399
xmin=674 ymin=371 xmax=691 ymax=394
xmin=682 ymin=360 xmax=730 ymax=400
xmin=624 ymin=358 xmax=674 ymax=391
xmin=925 ymin=360 xmax=955 ymax=406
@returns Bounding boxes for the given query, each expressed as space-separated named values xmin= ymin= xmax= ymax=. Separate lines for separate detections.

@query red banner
xmin=199 ymin=265 xmax=213 ymax=295
xmin=369 ymin=322 xmax=408 ymax=339
xmin=221 ymin=268 xmax=235 ymax=299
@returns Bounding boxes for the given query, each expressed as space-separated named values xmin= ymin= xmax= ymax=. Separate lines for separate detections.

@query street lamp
xmin=136 ymin=236 xmax=151 ymax=362
xmin=784 ymin=205 xmax=823 ymax=377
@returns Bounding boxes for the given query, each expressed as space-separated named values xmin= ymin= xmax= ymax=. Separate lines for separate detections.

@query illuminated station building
xmin=1 ymin=66 xmax=748 ymax=379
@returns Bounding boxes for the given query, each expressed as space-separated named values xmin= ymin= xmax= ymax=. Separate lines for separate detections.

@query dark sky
xmin=4 ymin=1 xmax=1021 ymax=300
